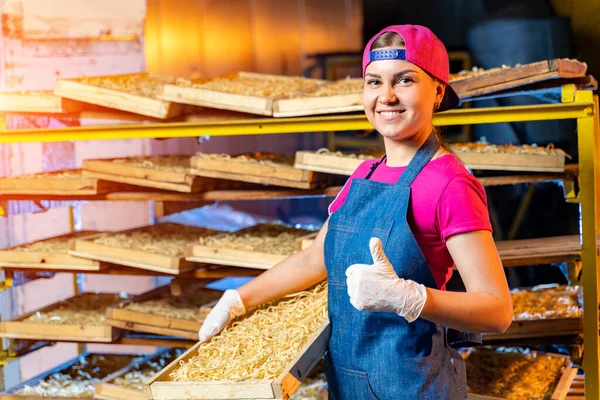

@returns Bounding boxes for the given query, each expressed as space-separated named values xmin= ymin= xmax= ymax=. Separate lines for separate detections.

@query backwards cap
xmin=362 ymin=25 xmax=459 ymax=111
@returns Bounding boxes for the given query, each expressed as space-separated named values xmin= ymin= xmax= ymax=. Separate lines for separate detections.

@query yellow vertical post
xmin=577 ymin=91 xmax=599 ymax=399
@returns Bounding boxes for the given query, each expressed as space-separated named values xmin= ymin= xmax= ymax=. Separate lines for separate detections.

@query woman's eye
xmin=397 ymin=77 xmax=413 ymax=85
xmin=367 ymin=80 xmax=378 ymax=86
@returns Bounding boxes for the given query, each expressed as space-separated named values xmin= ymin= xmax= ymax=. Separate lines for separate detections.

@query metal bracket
xmin=561 ymin=84 xmax=576 ymax=103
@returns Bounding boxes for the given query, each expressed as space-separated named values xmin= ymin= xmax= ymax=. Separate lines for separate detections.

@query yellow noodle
xmin=511 ymin=285 xmax=582 ymax=320
xmin=110 ymin=156 xmax=191 ymax=173
xmin=21 ymin=294 xmax=123 ymax=326
xmin=123 ymin=291 xmax=221 ymax=321
xmin=191 ymin=75 xmax=321 ymax=98
xmin=194 ymin=152 xmax=294 ymax=168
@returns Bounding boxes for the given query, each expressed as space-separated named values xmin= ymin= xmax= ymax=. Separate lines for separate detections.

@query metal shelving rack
xmin=0 ymin=84 xmax=598 ymax=398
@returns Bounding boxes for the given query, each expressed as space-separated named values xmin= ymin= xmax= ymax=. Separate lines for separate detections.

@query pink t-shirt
xmin=328 ymin=154 xmax=492 ymax=290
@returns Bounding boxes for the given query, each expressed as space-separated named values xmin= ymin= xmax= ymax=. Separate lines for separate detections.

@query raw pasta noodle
xmin=191 ymin=75 xmax=321 ymax=98
xmin=110 ymin=156 xmax=192 ymax=173
xmin=21 ymin=294 xmax=124 ymax=326
xmin=78 ymin=75 xmax=187 ymax=98
xmin=122 ymin=291 xmax=222 ymax=321
xmin=15 ymin=354 xmax=135 ymax=398
xmin=11 ymin=232 xmax=90 ymax=254
xmin=111 ymin=350 xmax=184 ymax=390
xmin=93 ymin=224 xmax=215 ymax=257
xmin=465 ymin=347 xmax=567 ymax=400
xmin=170 ymin=283 xmax=328 ymax=382
xmin=7 ymin=170 xmax=82 ymax=180
xmin=288 ymin=77 xmax=363 ymax=98
xmin=450 ymin=142 xmax=569 ymax=157
xmin=315 ymin=148 xmax=382 ymax=160
xmin=198 ymin=224 xmax=312 ymax=256
xmin=511 ymin=285 xmax=582 ymax=320
xmin=195 ymin=152 xmax=295 ymax=168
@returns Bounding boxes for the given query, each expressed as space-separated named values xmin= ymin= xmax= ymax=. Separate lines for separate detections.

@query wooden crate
xmin=96 ymin=348 xmax=184 ymax=400
xmin=450 ymin=59 xmax=587 ymax=99
xmin=0 ymin=169 xmax=132 ymax=195
xmin=54 ymin=73 xmax=185 ymax=119
xmin=190 ymin=153 xmax=325 ymax=189
xmin=0 ymin=293 xmax=123 ymax=342
xmin=294 ymin=150 xmax=379 ymax=176
xmin=272 ymin=78 xmax=364 ymax=117
xmin=465 ymin=347 xmax=576 ymax=400
xmin=484 ymin=317 xmax=582 ymax=341
xmin=451 ymin=143 xmax=567 ymax=172
xmin=0 ymin=352 xmax=138 ymax=400
xmin=0 ymin=231 xmax=105 ymax=271
xmin=69 ymin=223 xmax=215 ymax=275
xmin=82 ymin=156 xmax=230 ymax=193
xmin=106 ymin=285 xmax=222 ymax=340
xmin=186 ymin=224 xmax=313 ymax=270
xmin=0 ymin=91 xmax=82 ymax=113
xmin=148 ymin=322 xmax=331 ymax=399
xmin=159 ymin=72 xmax=325 ymax=116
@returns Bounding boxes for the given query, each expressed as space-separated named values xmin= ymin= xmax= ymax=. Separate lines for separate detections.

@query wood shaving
xmin=465 ymin=347 xmax=568 ymax=400
xmin=170 ymin=283 xmax=328 ymax=382
xmin=191 ymin=74 xmax=321 ymax=98
xmin=511 ymin=285 xmax=582 ymax=320
xmin=195 ymin=152 xmax=294 ymax=167
xmin=198 ymin=224 xmax=313 ymax=256
xmin=315 ymin=148 xmax=382 ymax=159
xmin=21 ymin=294 xmax=124 ymax=326
xmin=287 ymin=77 xmax=363 ymax=98
xmin=450 ymin=142 xmax=569 ymax=157
xmin=6 ymin=170 xmax=83 ymax=180
xmin=14 ymin=354 xmax=136 ymax=398
xmin=92 ymin=224 xmax=216 ymax=258
xmin=110 ymin=156 xmax=192 ymax=173
xmin=11 ymin=232 xmax=94 ymax=254
xmin=78 ymin=75 xmax=187 ymax=98
xmin=111 ymin=349 xmax=184 ymax=390
xmin=122 ymin=290 xmax=222 ymax=321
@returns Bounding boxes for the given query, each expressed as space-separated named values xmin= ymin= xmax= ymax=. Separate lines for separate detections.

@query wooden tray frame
xmin=148 ymin=321 xmax=331 ymax=399
xmin=273 ymin=82 xmax=363 ymax=117
xmin=68 ymin=224 xmax=204 ymax=275
xmin=159 ymin=72 xmax=325 ymax=116
xmin=0 ymin=293 xmax=122 ymax=342
xmin=0 ymin=91 xmax=82 ymax=113
xmin=452 ymin=148 xmax=566 ymax=172
xmin=54 ymin=73 xmax=184 ymax=119
xmin=0 ymin=170 xmax=133 ymax=195
xmin=294 ymin=151 xmax=370 ymax=176
xmin=106 ymin=285 xmax=220 ymax=340
xmin=82 ymin=157 xmax=221 ymax=193
xmin=186 ymin=244 xmax=288 ymax=270
xmin=484 ymin=317 xmax=583 ymax=341
xmin=0 ymin=231 xmax=105 ymax=271
xmin=465 ymin=349 xmax=577 ymax=400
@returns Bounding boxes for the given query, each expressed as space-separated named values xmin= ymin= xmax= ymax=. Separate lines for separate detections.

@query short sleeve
xmin=436 ymin=175 xmax=492 ymax=242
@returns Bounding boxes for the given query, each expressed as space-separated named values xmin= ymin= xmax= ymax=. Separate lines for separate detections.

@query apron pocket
xmin=326 ymin=362 xmax=380 ymax=400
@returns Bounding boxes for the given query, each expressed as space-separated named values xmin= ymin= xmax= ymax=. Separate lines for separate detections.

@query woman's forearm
xmin=419 ymin=288 xmax=512 ymax=333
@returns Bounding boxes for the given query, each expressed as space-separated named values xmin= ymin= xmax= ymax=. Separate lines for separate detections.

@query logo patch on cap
xmin=369 ymin=49 xmax=406 ymax=63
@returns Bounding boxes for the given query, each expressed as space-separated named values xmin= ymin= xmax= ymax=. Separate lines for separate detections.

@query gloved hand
xmin=345 ymin=237 xmax=427 ymax=323
xmin=198 ymin=289 xmax=246 ymax=342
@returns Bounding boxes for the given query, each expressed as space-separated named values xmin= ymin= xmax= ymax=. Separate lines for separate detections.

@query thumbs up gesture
xmin=345 ymin=238 xmax=428 ymax=323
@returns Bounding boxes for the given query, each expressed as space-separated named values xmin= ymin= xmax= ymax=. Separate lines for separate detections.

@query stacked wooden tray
xmin=0 ymin=293 xmax=124 ymax=342
xmin=96 ymin=349 xmax=184 ymax=400
xmin=54 ymin=73 xmax=186 ymax=119
xmin=0 ymin=170 xmax=132 ymax=196
xmin=190 ymin=152 xmax=327 ymax=189
xmin=0 ymin=231 xmax=105 ymax=271
xmin=106 ymin=285 xmax=222 ymax=340
xmin=149 ymin=283 xmax=329 ymax=400
xmin=464 ymin=347 xmax=576 ymax=400
xmin=449 ymin=58 xmax=588 ymax=99
xmin=0 ymin=353 xmax=138 ymax=400
xmin=82 ymin=156 xmax=230 ymax=193
xmin=69 ymin=223 xmax=217 ymax=275
xmin=159 ymin=72 xmax=325 ymax=116
xmin=295 ymin=149 xmax=380 ymax=176
xmin=187 ymin=224 xmax=315 ymax=269
xmin=0 ymin=91 xmax=82 ymax=113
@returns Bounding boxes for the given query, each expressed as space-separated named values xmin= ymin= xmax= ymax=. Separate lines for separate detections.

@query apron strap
xmin=395 ymin=133 xmax=440 ymax=187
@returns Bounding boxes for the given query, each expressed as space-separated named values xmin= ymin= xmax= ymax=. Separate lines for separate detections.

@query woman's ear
xmin=436 ymin=81 xmax=446 ymax=105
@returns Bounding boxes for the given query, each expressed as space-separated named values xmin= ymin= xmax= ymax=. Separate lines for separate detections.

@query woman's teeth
xmin=380 ymin=110 xmax=403 ymax=117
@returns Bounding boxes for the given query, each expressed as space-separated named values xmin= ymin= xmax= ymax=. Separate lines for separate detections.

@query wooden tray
xmin=159 ymin=72 xmax=325 ymax=116
xmin=82 ymin=156 xmax=230 ymax=193
xmin=0 ymin=91 xmax=82 ymax=113
xmin=0 ymin=231 xmax=105 ymax=271
xmin=69 ymin=223 xmax=214 ymax=275
xmin=106 ymin=285 xmax=222 ymax=340
xmin=96 ymin=349 xmax=184 ymax=400
xmin=148 ymin=322 xmax=331 ymax=399
xmin=54 ymin=73 xmax=185 ymax=119
xmin=295 ymin=150 xmax=379 ymax=176
xmin=0 ymin=293 xmax=122 ymax=342
xmin=0 ymin=170 xmax=132 ymax=195
xmin=0 ymin=353 xmax=138 ymax=400
xmin=484 ymin=317 xmax=583 ymax=341
xmin=190 ymin=153 xmax=325 ymax=189
xmin=186 ymin=224 xmax=312 ymax=270
xmin=451 ymin=144 xmax=567 ymax=172
xmin=273 ymin=78 xmax=363 ymax=117
xmin=450 ymin=58 xmax=587 ymax=99
xmin=465 ymin=347 xmax=576 ymax=400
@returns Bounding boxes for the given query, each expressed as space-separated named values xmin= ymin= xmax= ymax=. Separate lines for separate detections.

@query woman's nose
xmin=379 ymin=85 xmax=397 ymax=103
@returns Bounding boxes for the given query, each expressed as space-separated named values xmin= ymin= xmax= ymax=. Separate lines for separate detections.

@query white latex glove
xmin=345 ymin=237 xmax=428 ymax=323
xmin=198 ymin=290 xmax=246 ymax=342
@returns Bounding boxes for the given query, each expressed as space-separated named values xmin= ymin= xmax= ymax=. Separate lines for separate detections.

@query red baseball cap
xmin=362 ymin=25 xmax=460 ymax=112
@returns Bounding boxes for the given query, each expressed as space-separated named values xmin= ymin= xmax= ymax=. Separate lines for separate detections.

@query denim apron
xmin=324 ymin=133 xmax=468 ymax=399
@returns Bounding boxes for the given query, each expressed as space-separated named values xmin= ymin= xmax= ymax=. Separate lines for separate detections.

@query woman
xmin=199 ymin=25 xmax=512 ymax=399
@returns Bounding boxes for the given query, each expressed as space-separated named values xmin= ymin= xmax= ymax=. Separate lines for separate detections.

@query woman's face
xmin=363 ymin=49 xmax=445 ymax=142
